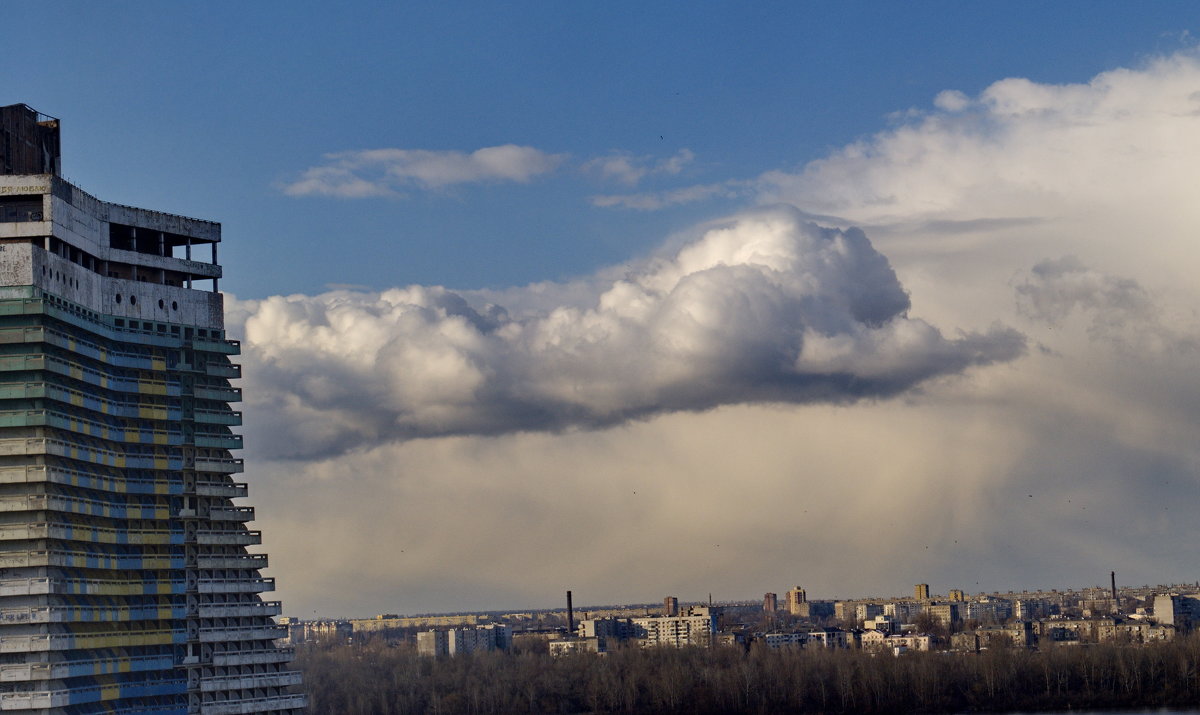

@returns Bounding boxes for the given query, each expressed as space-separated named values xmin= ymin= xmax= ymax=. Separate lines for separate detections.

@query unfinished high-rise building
xmin=0 ymin=104 xmax=303 ymax=713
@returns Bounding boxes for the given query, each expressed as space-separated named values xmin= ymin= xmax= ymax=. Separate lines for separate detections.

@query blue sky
xmin=8 ymin=3 xmax=1199 ymax=297
xmin=11 ymin=4 xmax=1200 ymax=616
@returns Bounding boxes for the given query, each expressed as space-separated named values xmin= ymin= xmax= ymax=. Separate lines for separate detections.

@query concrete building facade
xmin=631 ymin=607 xmax=717 ymax=648
xmin=0 ymin=105 xmax=302 ymax=713
xmin=663 ymin=596 xmax=679 ymax=617
xmin=1154 ymin=593 xmax=1200 ymax=630
xmin=784 ymin=586 xmax=806 ymax=615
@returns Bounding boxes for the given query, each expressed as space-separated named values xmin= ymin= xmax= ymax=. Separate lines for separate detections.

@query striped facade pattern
xmin=0 ymin=106 xmax=303 ymax=713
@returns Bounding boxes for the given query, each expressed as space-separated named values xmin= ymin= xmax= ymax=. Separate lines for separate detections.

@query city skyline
xmin=8 ymin=3 xmax=1200 ymax=617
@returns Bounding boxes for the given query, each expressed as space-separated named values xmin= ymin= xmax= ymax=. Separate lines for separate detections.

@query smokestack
xmin=1111 ymin=571 xmax=1118 ymax=612
xmin=566 ymin=590 xmax=574 ymax=636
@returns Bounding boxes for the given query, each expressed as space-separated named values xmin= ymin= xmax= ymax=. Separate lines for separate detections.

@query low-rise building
xmin=761 ymin=632 xmax=808 ymax=649
xmin=1097 ymin=619 xmax=1175 ymax=644
xmin=863 ymin=614 xmax=898 ymax=634
xmin=863 ymin=630 xmax=933 ymax=653
xmin=549 ymin=637 xmax=606 ymax=656
xmin=806 ymin=628 xmax=855 ymax=649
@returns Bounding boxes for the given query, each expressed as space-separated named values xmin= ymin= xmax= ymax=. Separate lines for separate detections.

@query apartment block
xmin=0 ymin=104 xmax=302 ymax=713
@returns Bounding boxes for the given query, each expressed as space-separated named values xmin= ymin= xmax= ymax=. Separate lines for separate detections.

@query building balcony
xmin=193 ymin=408 xmax=242 ymax=426
xmin=0 ymin=408 xmax=179 ymax=444
xmin=210 ymin=648 xmax=293 ymax=667
xmin=0 ymin=576 xmax=186 ymax=597
xmin=196 ymin=554 xmax=267 ymax=570
xmin=0 ymin=627 xmax=183 ymax=653
xmin=193 ymin=385 xmax=242 ymax=403
xmin=195 ymin=481 xmax=247 ymax=498
xmin=192 ymin=338 xmax=241 ymax=355
xmin=196 ymin=577 xmax=274 ymax=594
xmin=197 ymin=601 xmax=281 ymax=619
xmin=0 ymin=578 xmax=53 ymax=596
xmin=198 ymin=624 xmax=287 ymax=643
xmin=199 ymin=693 xmax=305 ymax=715
xmin=195 ymin=529 xmax=260 ymax=546
xmin=199 ymin=671 xmax=302 ymax=693
xmin=0 ymin=652 xmax=175 ymax=682
xmin=0 ymin=493 xmax=169 ymax=519
xmin=0 ymin=521 xmax=180 ymax=545
xmin=194 ymin=457 xmax=244 ymax=474
xmin=0 ymin=676 xmax=185 ymax=710
xmin=0 ymin=602 xmax=185 ymax=625
xmin=195 ymin=434 xmax=243 ymax=449
xmin=207 ymin=506 xmax=254 ymax=522
xmin=0 ymin=547 xmax=180 ymax=570
xmin=204 ymin=363 xmax=241 ymax=378
xmin=0 ymin=464 xmax=178 ymax=495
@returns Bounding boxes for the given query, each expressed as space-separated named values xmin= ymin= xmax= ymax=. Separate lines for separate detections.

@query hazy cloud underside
xmin=248 ymin=51 xmax=1200 ymax=615
xmin=230 ymin=206 xmax=1022 ymax=459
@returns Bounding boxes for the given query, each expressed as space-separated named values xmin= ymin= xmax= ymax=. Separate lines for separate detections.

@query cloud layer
xmin=232 ymin=206 xmax=1021 ymax=458
xmin=583 ymin=148 xmax=695 ymax=185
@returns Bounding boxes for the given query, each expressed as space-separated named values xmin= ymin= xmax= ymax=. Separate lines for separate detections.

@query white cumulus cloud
xmin=231 ymin=206 xmax=1021 ymax=459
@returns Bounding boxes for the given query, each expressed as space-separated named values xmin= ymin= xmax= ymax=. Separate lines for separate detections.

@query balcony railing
xmin=195 ymin=481 xmax=247 ymax=498
xmin=199 ymin=693 xmax=306 ymax=715
xmin=195 ymin=530 xmax=260 ymax=546
xmin=197 ymin=601 xmax=281 ymax=619
xmin=197 ymin=577 xmax=274 ymax=594
xmin=196 ymin=554 xmax=266 ymax=569
xmin=194 ymin=457 xmax=244 ymax=474
xmin=210 ymin=648 xmax=293 ymax=667
xmin=199 ymin=670 xmax=302 ymax=693
xmin=207 ymin=506 xmax=254 ymax=522
xmin=198 ymin=624 xmax=287 ymax=643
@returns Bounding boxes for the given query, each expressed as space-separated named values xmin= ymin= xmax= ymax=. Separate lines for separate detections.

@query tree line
xmin=296 ymin=634 xmax=1200 ymax=713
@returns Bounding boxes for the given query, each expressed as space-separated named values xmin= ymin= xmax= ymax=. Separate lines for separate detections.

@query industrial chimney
xmin=566 ymin=590 xmax=574 ymax=636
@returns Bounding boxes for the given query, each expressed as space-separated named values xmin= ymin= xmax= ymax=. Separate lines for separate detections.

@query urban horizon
xmin=301 ymin=577 xmax=1200 ymax=622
